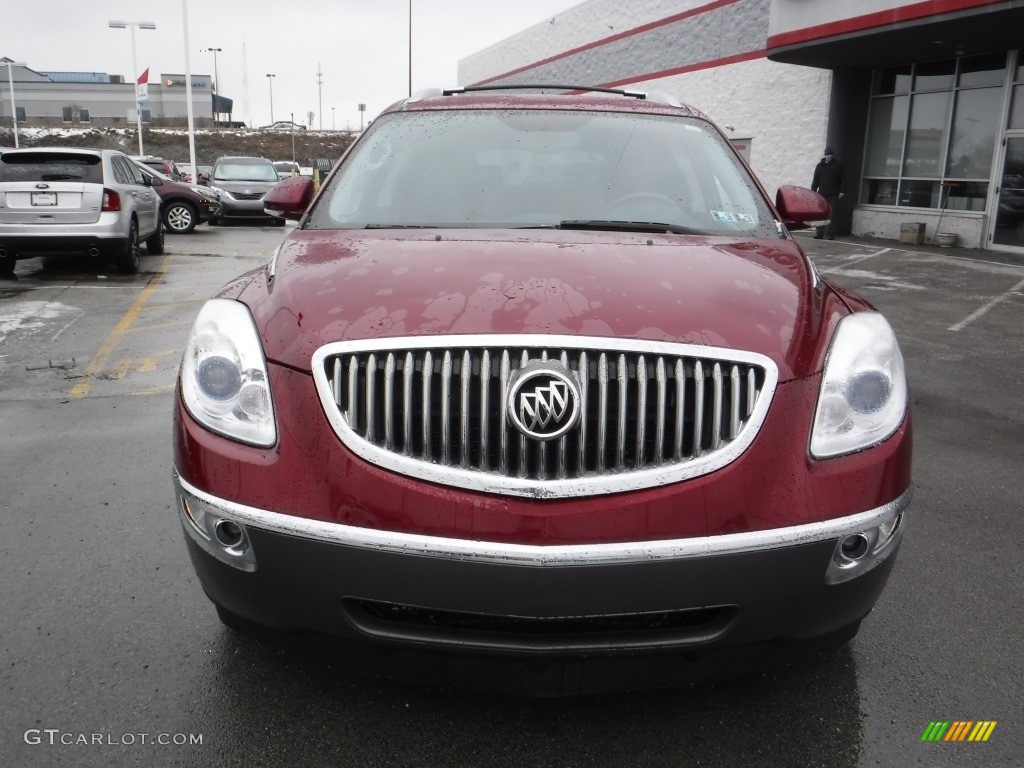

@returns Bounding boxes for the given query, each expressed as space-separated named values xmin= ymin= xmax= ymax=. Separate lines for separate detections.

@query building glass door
xmin=991 ymin=136 xmax=1024 ymax=250
xmin=990 ymin=52 xmax=1024 ymax=252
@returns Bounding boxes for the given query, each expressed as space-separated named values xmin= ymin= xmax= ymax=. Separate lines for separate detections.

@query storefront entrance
xmin=991 ymin=135 xmax=1024 ymax=252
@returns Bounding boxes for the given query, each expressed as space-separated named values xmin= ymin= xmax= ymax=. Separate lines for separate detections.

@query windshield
xmin=306 ymin=109 xmax=775 ymax=236
xmin=213 ymin=161 xmax=278 ymax=182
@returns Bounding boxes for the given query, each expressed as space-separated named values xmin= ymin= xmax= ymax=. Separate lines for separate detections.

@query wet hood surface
xmin=242 ymin=229 xmax=842 ymax=380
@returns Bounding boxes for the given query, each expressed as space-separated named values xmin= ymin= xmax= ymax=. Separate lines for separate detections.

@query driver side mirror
xmin=775 ymin=185 xmax=830 ymax=229
xmin=264 ymin=176 xmax=314 ymax=221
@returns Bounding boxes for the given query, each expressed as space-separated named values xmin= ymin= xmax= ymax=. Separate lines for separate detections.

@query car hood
xmin=241 ymin=230 xmax=846 ymax=380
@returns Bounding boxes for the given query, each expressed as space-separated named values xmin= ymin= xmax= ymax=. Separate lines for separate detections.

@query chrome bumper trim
xmin=174 ymin=470 xmax=910 ymax=569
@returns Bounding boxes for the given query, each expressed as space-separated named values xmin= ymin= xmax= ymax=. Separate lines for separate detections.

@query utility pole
xmin=266 ymin=73 xmax=275 ymax=123
xmin=316 ymin=63 xmax=323 ymax=131
xmin=201 ymin=47 xmax=222 ymax=125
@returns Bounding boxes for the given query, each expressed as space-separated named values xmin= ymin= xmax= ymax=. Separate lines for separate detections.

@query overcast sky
xmin=3 ymin=0 xmax=583 ymax=130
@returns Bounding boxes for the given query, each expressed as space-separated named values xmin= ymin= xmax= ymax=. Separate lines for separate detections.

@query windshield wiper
xmin=41 ymin=174 xmax=83 ymax=181
xmin=556 ymin=219 xmax=706 ymax=235
xmin=364 ymin=224 xmax=439 ymax=229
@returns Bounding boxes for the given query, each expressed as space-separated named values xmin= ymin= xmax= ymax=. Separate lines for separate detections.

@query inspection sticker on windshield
xmin=710 ymin=210 xmax=736 ymax=222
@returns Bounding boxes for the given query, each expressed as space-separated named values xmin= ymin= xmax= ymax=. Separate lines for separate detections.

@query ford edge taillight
xmin=102 ymin=188 xmax=121 ymax=212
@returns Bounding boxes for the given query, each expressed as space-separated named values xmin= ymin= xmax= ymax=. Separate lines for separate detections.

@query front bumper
xmin=217 ymin=196 xmax=270 ymax=218
xmin=175 ymin=470 xmax=909 ymax=656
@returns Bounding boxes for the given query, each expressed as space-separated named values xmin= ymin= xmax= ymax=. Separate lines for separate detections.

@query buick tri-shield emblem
xmin=507 ymin=361 xmax=581 ymax=441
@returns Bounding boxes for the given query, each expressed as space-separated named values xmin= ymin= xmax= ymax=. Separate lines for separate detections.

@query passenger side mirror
xmin=265 ymin=176 xmax=314 ymax=221
xmin=775 ymin=185 xmax=830 ymax=229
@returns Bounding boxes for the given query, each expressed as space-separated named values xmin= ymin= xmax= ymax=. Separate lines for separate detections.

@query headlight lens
xmin=210 ymin=185 xmax=232 ymax=199
xmin=810 ymin=312 xmax=907 ymax=458
xmin=180 ymin=299 xmax=276 ymax=447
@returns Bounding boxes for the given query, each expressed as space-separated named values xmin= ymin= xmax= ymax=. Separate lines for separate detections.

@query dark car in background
xmin=133 ymin=156 xmax=183 ymax=182
xmin=208 ymin=156 xmax=283 ymax=225
xmin=174 ymin=86 xmax=912 ymax=694
xmin=1 ymin=147 xmax=163 ymax=274
xmin=131 ymin=159 xmax=222 ymax=234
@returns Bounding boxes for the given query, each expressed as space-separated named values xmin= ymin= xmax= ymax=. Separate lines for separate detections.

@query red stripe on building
xmin=473 ymin=0 xmax=743 ymax=86
xmin=600 ymin=49 xmax=767 ymax=89
xmin=766 ymin=0 xmax=1006 ymax=49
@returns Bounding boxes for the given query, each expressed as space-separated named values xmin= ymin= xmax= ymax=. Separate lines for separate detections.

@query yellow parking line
xmin=69 ymin=257 xmax=170 ymax=398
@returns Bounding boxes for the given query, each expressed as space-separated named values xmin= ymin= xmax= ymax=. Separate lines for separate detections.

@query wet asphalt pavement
xmin=0 ymin=225 xmax=1021 ymax=767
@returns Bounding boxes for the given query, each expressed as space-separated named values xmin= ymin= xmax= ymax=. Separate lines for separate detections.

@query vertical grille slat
xmin=460 ymin=350 xmax=471 ymax=469
xmin=654 ymin=357 xmax=666 ymax=465
xmin=323 ymin=341 xmax=769 ymax=487
xmin=729 ymin=364 xmax=741 ymax=440
xmin=673 ymin=358 xmax=685 ymax=461
xmin=383 ymin=353 xmax=396 ymax=450
xmin=518 ymin=351 xmax=529 ymax=479
xmin=441 ymin=351 xmax=453 ymax=465
xmin=597 ymin=353 xmax=609 ymax=473
xmin=692 ymin=360 xmax=704 ymax=457
xmin=616 ymin=353 xmax=628 ymax=471
xmin=347 ymin=357 xmax=359 ymax=433
xmin=499 ymin=351 xmax=510 ymax=475
xmin=577 ymin=350 xmax=589 ymax=478
xmin=365 ymin=352 xmax=377 ymax=442
xmin=480 ymin=350 xmax=491 ymax=469
xmin=422 ymin=351 xmax=433 ymax=462
xmin=402 ymin=352 xmax=413 ymax=455
xmin=711 ymin=362 xmax=723 ymax=451
xmin=635 ymin=355 xmax=647 ymax=469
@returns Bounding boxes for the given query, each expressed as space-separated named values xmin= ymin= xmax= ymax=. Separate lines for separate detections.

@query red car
xmin=173 ymin=86 xmax=911 ymax=692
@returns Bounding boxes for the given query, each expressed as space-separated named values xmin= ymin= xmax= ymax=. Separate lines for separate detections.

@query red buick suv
xmin=172 ymin=86 xmax=911 ymax=693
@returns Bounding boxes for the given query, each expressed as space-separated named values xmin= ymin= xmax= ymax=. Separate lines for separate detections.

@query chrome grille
xmin=312 ymin=335 xmax=777 ymax=498
xmin=231 ymin=192 xmax=265 ymax=201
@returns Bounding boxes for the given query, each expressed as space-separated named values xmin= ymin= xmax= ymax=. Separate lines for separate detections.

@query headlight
xmin=180 ymin=299 xmax=276 ymax=447
xmin=210 ymin=185 xmax=232 ymax=199
xmin=810 ymin=312 xmax=907 ymax=458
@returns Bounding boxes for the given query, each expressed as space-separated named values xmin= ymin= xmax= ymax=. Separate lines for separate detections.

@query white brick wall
xmin=457 ymin=0 xmax=831 ymax=198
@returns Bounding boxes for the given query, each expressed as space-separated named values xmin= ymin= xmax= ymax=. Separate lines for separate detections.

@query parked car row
xmin=0 ymin=147 xmax=164 ymax=274
xmin=0 ymin=148 xmax=293 ymax=275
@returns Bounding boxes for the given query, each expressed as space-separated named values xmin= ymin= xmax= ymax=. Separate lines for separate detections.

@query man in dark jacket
xmin=811 ymin=147 xmax=845 ymax=239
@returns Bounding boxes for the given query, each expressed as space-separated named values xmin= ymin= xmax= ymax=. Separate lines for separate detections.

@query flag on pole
xmin=136 ymin=68 xmax=150 ymax=105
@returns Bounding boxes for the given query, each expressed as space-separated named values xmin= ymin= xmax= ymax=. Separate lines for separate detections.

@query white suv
xmin=0 ymin=147 xmax=164 ymax=275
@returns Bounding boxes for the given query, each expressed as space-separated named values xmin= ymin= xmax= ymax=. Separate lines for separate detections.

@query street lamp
xmin=266 ymin=73 xmax=275 ymax=124
xmin=108 ymin=20 xmax=156 ymax=156
xmin=201 ymin=47 xmax=222 ymax=125
xmin=4 ymin=60 xmax=27 ymax=149
xmin=408 ymin=0 xmax=412 ymax=97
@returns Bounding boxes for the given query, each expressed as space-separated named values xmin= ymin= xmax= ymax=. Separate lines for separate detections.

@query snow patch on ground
xmin=0 ymin=300 xmax=81 ymax=345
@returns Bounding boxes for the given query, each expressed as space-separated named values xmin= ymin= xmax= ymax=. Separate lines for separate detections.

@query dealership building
xmin=459 ymin=0 xmax=1024 ymax=254
xmin=0 ymin=58 xmax=233 ymax=128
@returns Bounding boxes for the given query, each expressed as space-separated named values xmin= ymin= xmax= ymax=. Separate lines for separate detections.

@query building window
xmin=79 ymin=109 xmax=90 ymax=123
xmin=16 ymin=107 xmax=26 ymax=122
xmin=862 ymin=53 xmax=1006 ymax=212
xmin=62 ymin=106 xmax=73 ymax=123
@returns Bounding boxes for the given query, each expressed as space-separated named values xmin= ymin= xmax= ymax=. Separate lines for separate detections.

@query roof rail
xmin=443 ymin=84 xmax=651 ymax=100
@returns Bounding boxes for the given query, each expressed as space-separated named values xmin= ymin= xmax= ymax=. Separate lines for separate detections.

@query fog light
xmin=839 ymin=533 xmax=870 ymax=561
xmin=214 ymin=519 xmax=245 ymax=549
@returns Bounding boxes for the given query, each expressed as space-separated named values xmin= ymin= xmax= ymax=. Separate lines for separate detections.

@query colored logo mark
xmin=921 ymin=721 xmax=997 ymax=742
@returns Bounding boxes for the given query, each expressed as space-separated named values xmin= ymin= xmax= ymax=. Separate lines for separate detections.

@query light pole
xmin=408 ymin=0 xmax=412 ymax=97
xmin=331 ymin=106 xmax=335 ymax=131
xmin=4 ymin=60 xmax=26 ymax=149
xmin=108 ymin=20 xmax=156 ymax=156
xmin=266 ymin=73 xmax=275 ymax=124
xmin=201 ymin=47 xmax=222 ymax=125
